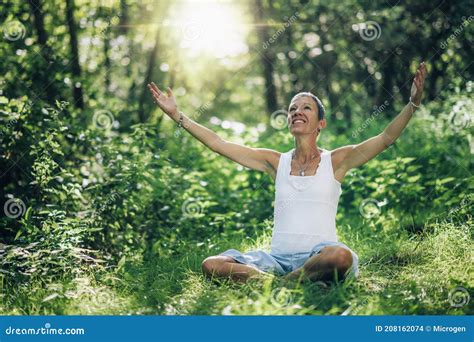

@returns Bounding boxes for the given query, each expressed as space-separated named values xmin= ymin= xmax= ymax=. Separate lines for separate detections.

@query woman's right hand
xmin=147 ymin=82 xmax=179 ymax=120
xmin=147 ymin=81 xmax=280 ymax=180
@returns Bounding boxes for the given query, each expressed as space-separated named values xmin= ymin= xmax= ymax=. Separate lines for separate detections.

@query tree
xmin=254 ymin=0 xmax=278 ymax=115
xmin=65 ymin=0 xmax=84 ymax=109
xmin=28 ymin=0 xmax=56 ymax=104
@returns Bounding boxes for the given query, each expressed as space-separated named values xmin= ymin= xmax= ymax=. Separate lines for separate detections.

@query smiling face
xmin=287 ymin=95 xmax=325 ymax=136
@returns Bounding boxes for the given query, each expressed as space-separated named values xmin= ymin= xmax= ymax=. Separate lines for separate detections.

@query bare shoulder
xmin=329 ymin=145 xmax=355 ymax=183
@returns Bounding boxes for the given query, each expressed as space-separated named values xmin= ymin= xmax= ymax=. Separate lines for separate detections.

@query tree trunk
xmin=28 ymin=0 xmax=56 ymax=104
xmin=103 ymin=34 xmax=111 ymax=93
xmin=138 ymin=28 xmax=160 ymax=123
xmin=377 ymin=53 xmax=394 ymax=111
xmin=254 ymin=0 xmax=278 ymax=115
xmin=119 ymin=0 xmax=133 ymax=81
xmin=119 ymin=0 xmax=129 ymax=35
xmin=285 ymin=26 xmax=298 ymax=89
xmin=65 ymin=0 xmax=84 ymax=109
xmin=101 ymin=7 xmax=112 ymax=93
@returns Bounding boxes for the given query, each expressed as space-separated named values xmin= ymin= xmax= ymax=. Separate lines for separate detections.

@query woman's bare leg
xmin=201 ymin=255 xmax=268 ymax=283
xmin=283 ymin=246 xmax=353 ymax=283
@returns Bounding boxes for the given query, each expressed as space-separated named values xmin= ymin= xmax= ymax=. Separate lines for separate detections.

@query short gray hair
xmin=290 ymin=92 xmax=325 ymax=120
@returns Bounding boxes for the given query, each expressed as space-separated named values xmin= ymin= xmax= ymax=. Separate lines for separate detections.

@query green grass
xmin=1 ymin=214 xmax=472 ymax=316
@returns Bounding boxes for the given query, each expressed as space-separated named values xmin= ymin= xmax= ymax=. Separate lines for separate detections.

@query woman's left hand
xmin=410 ymin=61 xmax=428 ymax=106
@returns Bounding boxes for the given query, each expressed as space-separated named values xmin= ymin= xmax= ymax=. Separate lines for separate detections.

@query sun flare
xmin=171 ymin=0 xmax=248 ymax=58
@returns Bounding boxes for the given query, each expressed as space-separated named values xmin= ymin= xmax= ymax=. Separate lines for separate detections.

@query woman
xmin=147 ymin=61 xmax=427 ymax=284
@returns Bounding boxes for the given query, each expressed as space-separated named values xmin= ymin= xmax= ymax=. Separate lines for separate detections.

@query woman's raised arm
xmin=147 ymin=82 xmax=280 ymax=177
xmin=332 ymin=61 xmax=428 ymax=176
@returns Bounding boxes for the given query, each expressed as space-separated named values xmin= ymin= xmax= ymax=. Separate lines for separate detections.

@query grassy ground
xmin=1 ymin=214 xmax=472 ymax=315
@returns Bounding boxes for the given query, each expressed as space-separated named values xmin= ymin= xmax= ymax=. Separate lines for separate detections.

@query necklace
xmin=291 ymin=149 xmax=321 ymax=176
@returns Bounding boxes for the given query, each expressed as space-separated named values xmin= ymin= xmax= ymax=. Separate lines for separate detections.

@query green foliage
xmin=0 ymin=0 xmax=472 ymax=316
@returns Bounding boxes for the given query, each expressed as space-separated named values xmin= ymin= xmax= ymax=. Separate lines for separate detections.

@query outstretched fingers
xmin=147 ymin=82 xmax=165 ymax=103
xmin=418 ymin=62 xmax=427 ymax=81
xmin=415 ymin=70 xmax=422 ymax=89
xmin=421 ymin=63 xmax=427 ymax=78
xmin=150 ymin=82 xmax=163 ymax=96
xmin=414 ymin=62 xmax=427 ymax=90
xmin=147 ymin=85 xmax=159 ymax=103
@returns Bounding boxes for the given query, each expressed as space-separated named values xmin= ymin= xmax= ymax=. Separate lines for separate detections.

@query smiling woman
xmin=170 ymin=0 xmax=248 ymax=58
xmin=148 ymin=59 xmax=429 ymax=284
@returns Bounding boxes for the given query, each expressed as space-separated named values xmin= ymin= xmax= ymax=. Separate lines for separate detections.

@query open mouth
xmin=291 ymin=118 xmax=306 ymax=125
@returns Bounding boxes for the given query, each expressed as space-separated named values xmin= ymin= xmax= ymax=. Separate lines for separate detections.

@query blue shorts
xmin=219 ymin=241 xmax=359 ymax=279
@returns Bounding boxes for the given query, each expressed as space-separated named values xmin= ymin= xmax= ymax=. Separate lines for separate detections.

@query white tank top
xmin=270 ymin=148 xmax=342 ymax=254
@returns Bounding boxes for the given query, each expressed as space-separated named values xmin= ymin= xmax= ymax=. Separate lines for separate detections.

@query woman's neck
xmin=294 ymin=136 xmax=321 ymax=163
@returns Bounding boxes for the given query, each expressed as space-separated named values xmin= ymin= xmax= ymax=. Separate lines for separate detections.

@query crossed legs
xmin=201 ymin=246 xmax=353 ymax=284
xmin=284 ymin=246 xmax=353 ymax=282
xmin=201 ymin=256 xmax=267 ymax=283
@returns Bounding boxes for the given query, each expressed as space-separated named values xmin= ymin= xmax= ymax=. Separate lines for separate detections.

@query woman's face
xmin=287 ymin=95 xmax=321 ymax=136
